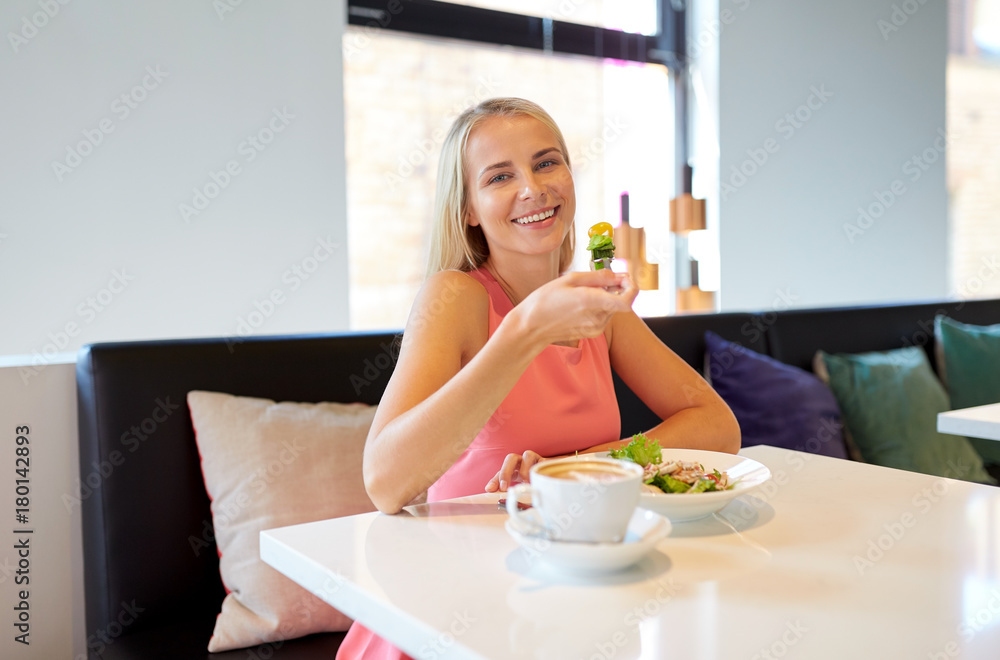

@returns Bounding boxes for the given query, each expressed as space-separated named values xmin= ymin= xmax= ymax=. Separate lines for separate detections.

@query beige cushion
xmin=187 ymin=390 xmax=377 ymax=652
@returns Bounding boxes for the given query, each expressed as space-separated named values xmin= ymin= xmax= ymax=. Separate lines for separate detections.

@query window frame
xmin=346 ymin=0 xmax=685 ymax=70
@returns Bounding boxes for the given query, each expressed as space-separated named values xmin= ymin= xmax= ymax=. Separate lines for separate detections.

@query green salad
xmin=610 ymin=434 xmax=734 ymax=494
xmin=586 ymin=233 xmax=615 ymax=260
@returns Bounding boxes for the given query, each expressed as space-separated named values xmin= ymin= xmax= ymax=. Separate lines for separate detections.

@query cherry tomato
xmin=588 ymin=222 xmax=613 ymax=238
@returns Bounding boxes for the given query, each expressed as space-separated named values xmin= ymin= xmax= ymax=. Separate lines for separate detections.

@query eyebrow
xmin=478 ymin=147 xmax=561 ymax=179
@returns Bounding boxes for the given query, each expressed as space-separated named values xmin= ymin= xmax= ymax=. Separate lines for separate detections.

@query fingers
xmin=562 ymin=269 xmax=623 ymax=289
xmin=485 ymin=451 xmax=544 ymax=493
xmin=615 ymin=273 xmax=639 ymax=306
xmin=563 ymin=271 xmax=635 ymax=310
xmin=518 ymin=450 xmax=542 ymax=483
xmin=497 ymin=453 xmax=525 ymax=492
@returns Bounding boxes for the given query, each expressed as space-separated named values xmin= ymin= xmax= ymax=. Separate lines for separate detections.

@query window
xmin=948 ymin=0 xmax=1000 ymax=299
xmin=344 ymin=1 xmax=679 ymax=329
xmin=445 ymin=0 xmax=660 ymax=35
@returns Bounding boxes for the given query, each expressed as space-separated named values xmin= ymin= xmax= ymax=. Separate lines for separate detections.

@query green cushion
xmin=935 ymin=315 xmax=1000 ymax=465
xmin=819 ymin=346 xmax=994 ymax=484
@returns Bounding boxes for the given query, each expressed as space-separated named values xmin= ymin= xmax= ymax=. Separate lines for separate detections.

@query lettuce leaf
xmin=609 ymin=433 xmax=662 ymax=467
xmin=649 ymin=473 xmax=689 ymax=494
xmin=687 ymin=478 xmax=715 ymax=493
xmin=586 ymin=234 xmax=614 ymax=252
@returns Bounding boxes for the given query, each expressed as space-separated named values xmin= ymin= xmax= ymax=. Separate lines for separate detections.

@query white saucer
xmin=505 ymin=507 xmax=670 ymax=575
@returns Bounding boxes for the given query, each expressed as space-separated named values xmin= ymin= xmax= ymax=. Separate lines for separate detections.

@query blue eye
xmin=489 ymin=173 xmax=510 ymax=184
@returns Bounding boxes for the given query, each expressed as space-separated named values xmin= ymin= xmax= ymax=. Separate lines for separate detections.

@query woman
xmin=338 ymin=98 xmax=739 ymax=658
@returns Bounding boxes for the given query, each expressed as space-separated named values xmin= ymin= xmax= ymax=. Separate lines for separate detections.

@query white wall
xmin=0 ymin=0 xmax=349 ymax=363
xmin=713 ymin=0 xmax=948 ymax=311
xmin=0 ymin=2 xmax=347 ymax=658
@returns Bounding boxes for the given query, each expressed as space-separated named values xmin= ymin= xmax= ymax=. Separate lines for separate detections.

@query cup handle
xmin=506 ymin=484 xmax=546 ymax=537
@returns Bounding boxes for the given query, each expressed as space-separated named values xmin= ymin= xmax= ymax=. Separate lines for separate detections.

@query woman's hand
xmin=512 ymin=270 xmax=638 ymax=348
xmin=485 ymin=450 xmax=544 ymax=492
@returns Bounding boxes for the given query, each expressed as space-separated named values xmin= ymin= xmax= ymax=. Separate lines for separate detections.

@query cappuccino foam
xmin=538 ymin=462 xmax=633 ymax=483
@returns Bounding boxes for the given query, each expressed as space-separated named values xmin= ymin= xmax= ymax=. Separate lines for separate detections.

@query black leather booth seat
xmin=77 ymin=332 xmax=400 ymax=659
xmin=76 ymin=298 xmax=1000 ymax=658
xmin=765 ymin=297 xmax=1000 ymax=372
xmin=616 ymin=312 xmax=762 ymax=437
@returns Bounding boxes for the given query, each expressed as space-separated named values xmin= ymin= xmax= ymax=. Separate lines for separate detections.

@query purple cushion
xmin=705 ymin=331 xmax=848 ymax=459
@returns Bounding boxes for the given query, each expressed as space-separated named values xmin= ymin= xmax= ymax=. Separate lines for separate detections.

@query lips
xmin=513 ymin=207 xmax=557 ymax=225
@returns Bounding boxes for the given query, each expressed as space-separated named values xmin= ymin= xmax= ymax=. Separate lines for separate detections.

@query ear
xmin=465 ymin=209 xmax=480 ymax=228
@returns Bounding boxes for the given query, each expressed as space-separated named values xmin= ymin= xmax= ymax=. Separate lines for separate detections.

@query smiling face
xmin=463 ymin=114 xmax=576 ymax=269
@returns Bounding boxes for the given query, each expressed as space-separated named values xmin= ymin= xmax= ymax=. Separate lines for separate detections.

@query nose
xmin=519 ymin=170 xmax=546 ymax=201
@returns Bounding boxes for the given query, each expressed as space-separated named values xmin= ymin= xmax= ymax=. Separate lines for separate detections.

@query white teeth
xmin=514 ymin=208 xmax=555 ymax=224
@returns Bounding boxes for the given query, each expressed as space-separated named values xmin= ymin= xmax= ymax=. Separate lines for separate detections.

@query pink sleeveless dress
xmin=336 ymin=268 xmax=621 ymax=659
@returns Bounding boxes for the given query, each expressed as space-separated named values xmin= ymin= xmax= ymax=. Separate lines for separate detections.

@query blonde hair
xmin=426 ymin=98 xmax=575 ymax=275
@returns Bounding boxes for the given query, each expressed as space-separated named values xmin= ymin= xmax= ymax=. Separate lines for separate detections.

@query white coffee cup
xmin=506 ymin=456 xmax=643 ymax=543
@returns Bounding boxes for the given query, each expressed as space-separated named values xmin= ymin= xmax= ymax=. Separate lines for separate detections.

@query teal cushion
xmin=819 ymin=346 xmax=994 ymax=484
xmin=935 ymin=315 xmax=1000 ymax=465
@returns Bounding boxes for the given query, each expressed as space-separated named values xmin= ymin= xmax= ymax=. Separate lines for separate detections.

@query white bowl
xmin=607 ymin=449 xmax=772 ymax=523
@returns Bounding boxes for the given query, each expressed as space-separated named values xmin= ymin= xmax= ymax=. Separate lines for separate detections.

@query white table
xmin=261 ymin=446 xmax=1000 ymax=660
xmin=938 ymin=402 xmax=1000 ymax=442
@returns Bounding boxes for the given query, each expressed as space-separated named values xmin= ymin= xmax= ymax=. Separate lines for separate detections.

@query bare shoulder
xmin=405 ymin=270 xmax=489 ymax=360
xmin=369 ymin=271 xmax=491 ymax=448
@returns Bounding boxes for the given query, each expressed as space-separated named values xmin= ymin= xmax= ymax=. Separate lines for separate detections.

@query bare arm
xmin=363 ymin=269 xmax=635 ymax=513
xmin=585 ymin=311 xmax=741 ymax=455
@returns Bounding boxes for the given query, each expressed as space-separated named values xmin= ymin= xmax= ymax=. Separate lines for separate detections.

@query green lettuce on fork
xmin=609 ymin=433 xmax=734 ymax=494
xmin=585 ymin=233 xmax=615 ymax=261
xmin=586 ymin=222 xmax=616 ymax=270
